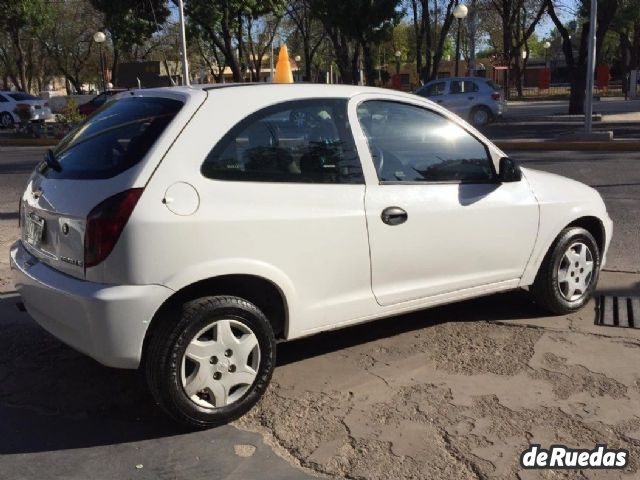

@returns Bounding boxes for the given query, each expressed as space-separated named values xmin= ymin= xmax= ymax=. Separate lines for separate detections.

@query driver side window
xmin=356 ymin=101 xmax=494 ymax=183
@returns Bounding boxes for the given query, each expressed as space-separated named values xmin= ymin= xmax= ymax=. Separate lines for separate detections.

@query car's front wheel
xmin=530 ymin=227 xmax=601 ymax=314
xmin=145 ymin=296 xmax=276 ymax=429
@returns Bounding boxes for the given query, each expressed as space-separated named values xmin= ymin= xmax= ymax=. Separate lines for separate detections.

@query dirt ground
xmin=235 ymin=283 xmax=640 ymax=479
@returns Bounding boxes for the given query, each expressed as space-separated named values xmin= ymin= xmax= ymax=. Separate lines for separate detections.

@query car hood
xmin=521 ymin=167 xmax=606 ymax=209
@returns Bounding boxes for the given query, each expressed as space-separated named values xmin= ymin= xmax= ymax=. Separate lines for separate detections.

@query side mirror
xmin=498 ymin=157 xmax=522 ymax=182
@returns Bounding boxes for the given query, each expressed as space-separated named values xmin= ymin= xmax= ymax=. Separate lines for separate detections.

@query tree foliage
xmin=90 ymin=0 xmax=169 ymax=83
xmin=0 ymin=0 xmax=53 ymax=91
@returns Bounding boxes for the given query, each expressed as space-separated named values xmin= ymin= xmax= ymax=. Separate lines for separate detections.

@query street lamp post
xmin=395 ymin=50 xmax=401 ymax=75
xmin=543 ymin=41 xmax=551 ymax=67
xmin=294 ymin=55 xmax=301 ymax=82
xmin=453 ymin=5 xmax=468 ymax=77
xmin=584 ymin=0 xmax=597 ymax=134
xmin=93 ymin=31 xmax=106 ymax=92
xmin=177 ymin=0 xmax=190 ymax=86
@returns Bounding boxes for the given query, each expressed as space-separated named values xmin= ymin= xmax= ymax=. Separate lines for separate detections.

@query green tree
xmin=183 ymin=0 xmax=285 ymax=82
xmin=545 ymin=0 xmax=621 ymax=113
xmin=286 ymin=0 xmax=327 ymax=81
xmin=40 ymin=0 xmax=104 ymax=93
xmin=0 ymin=0 xmax=53 ymax=92
xmin=90 ymin=0 xmax=169 ymax=85
xmin=407 ymin=0 xmax=460 ymax=82
xmin=311 ymin=0 xmax=402 ymax=85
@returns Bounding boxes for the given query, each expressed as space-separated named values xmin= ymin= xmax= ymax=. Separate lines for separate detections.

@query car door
xmin=417 ymin=80 xmax=448 ymax=107
xmin=352 ymin=96 xmax=539 ymax=306
xmin=445 ymin=79 xmax=480 ymax=117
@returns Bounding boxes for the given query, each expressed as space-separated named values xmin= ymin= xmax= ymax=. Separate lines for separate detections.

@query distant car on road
xmin=78 ymin=89 xmax=127 ymax=116
xmin=12 ymin=84 xmax=612 ymax=429
xmin=415 ymin=77 xmax=503 ymax=127
xmin=0 ymin=91 xmax=53 ymax=129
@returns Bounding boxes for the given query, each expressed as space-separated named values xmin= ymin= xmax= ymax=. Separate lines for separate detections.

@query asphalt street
xmin=0 ymin=146 xmax=639 ymax=479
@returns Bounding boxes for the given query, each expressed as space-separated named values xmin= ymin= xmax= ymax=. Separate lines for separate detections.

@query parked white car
xmin=11 ymin=84 xmax=612 ymax=428
xmin=415 ymin=77 xmax=504 ymax=126
xmin=0 ymin=91 xmax=53 ymax=128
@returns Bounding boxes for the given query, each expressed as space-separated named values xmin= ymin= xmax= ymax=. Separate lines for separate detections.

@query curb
xmin=495 ymin=140 xmax=640 ymax=151
xmin=0 ymin=138 xmax=59 ymax=147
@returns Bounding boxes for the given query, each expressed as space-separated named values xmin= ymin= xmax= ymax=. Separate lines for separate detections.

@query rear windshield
xmin=485 ymin=80 xmax=501 ymax=91
xmin=9 ymin=93 xmax=39 ymax=101
xmin=43 ymin=96 xmax=183 ymax=180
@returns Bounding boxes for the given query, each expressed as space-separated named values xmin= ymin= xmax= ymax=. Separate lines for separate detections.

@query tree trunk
xmin=111 ymin=48 xmax=120 ymax=87
xmin=350 ymin=46 xmax=360 ymax=85
xmin=362 ymin=42 xmax=376 ymax=86
xmin=568 ymin=64 xmax=586 ymax=114
xmin=513 ymin=55 xmax=524 ymax=97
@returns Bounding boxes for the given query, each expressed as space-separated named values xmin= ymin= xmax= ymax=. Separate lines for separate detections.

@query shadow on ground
xmin=277 ymin=289 xmax=548 ymax=366
xmin=0 ymin=294 xmax=185 ymax=454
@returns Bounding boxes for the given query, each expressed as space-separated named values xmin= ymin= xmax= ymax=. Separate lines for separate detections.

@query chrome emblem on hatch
xmin=60 ymin=256 xmax=83 ymax=267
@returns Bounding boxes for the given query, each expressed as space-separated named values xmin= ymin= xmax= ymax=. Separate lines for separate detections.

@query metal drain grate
xmin=596 ymin=296 xmax=640 ymax=328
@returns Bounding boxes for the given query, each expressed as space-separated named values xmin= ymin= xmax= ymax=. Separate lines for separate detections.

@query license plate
xmin=25 ymin=213 xmax=45 ymax=248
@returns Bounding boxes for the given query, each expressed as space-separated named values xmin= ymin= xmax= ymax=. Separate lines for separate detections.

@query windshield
xmin=43 ymin=96 xmax=183 ymax=180
xmin=9 ymin=93 xmax=39 ymax=101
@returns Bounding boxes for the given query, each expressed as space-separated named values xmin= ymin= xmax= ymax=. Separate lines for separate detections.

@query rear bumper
xmin=10 ymin=240 xmax=173 ymax=369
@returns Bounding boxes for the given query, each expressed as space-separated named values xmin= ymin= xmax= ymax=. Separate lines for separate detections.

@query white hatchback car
xmin=11 ymin=84 xmax=612 ymax=428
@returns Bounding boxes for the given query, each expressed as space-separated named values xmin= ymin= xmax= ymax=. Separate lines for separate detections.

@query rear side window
xmin=44 ymin=96 xmax=183 ymax=180
xmin=450 ymin=80 xmax=479 ymax=94
xmin=9 ymin=93 xmax=39 ymax=101
xmin=202 ymin=99 xmax=363 ymax=184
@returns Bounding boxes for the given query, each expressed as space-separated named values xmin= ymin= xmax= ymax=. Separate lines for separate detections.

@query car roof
xmin=135 ymin=83 xmax=404 ymax=100
xmin=425 ymin=77 xmax=488 ymax=83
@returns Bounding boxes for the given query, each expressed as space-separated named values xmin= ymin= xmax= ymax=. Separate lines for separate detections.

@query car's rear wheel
xmin=1 ymin=112 xmax=15 ymax=129
xmin=470 ymin=106 xmax=492 ymax=127
xmin=530 ymin=227 xmax=601 ymax=314
xmin=145 ymin=296 xmax=276 ymax=429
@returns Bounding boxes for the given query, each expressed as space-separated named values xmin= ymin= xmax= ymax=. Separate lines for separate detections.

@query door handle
xmin=381 ymin=207 xmax=408 ymax=226
xmin=468 ymin=96 xmax=475 ymax=100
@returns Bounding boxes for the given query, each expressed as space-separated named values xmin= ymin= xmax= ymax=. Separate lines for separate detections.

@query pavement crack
xmin=439 ymin=426 xmax=488 ymax=480
xmin=363 ymin=368 xmax=391 ymax=388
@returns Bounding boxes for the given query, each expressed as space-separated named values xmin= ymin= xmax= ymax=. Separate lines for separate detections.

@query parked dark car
xmin=78 ymin=89 xmax=126 ymax=116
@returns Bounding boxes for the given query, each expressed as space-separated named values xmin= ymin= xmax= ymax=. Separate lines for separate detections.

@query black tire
xmin=144 ymin=295 xmax=276 ymax=429
xmin=469 ymin=105 xmax=492 ymax=127
xmin=530 ymin=227 xmax=601 ymax=314
xmin=0 ymin=112 xmax=15 ymax=129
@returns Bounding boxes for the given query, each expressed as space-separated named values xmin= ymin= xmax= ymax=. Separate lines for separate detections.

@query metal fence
xmin=506 ymin=81 xmax=626 ymax=99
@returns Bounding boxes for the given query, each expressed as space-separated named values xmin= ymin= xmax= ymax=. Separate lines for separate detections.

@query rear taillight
xmin=491 ymin=92 xmax=501 ymax=101
xmin=84 ymin=188 xmax=144 ymax=268
xmin=44 ymin=102 xmax=48 ymax=108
